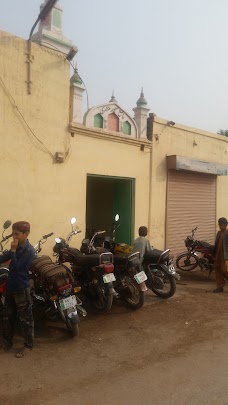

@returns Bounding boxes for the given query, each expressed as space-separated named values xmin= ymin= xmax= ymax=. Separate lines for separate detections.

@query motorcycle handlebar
xmin=3 ymin=233 xmax=13 ymax=241
xmin=43 ymin=232 xmax=54 ymax=239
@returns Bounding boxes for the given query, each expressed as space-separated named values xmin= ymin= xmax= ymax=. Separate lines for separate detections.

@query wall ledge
xmin=69 ymin=123 xmax=152 ymax=148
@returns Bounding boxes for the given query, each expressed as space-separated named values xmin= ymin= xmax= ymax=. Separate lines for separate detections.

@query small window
xmin=107 ymin=113 xmax=119 ymax=132
xmin=123 ymin=121 xmax=131 ymax=135
xmin=94 ymin=114 xmax=103 ymax=128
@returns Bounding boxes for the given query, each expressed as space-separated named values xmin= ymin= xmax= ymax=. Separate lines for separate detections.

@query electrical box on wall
xmin=55 ymin=152 xmax=65 ymax=163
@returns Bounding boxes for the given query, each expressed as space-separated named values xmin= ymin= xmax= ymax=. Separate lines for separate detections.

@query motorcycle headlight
xmin=168 ymin=264 xmax=176 ymax=274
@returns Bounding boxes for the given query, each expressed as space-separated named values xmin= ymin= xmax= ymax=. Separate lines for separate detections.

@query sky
xmin=1 ymin=0 xmax=228 ymax=133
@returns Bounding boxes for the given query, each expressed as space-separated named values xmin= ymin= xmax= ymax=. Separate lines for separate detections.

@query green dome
xmin=109 ymin=91 xmax=117 ymax=103
xmin=70 ymin=67 xmax=82 ymax=85
xmin=136 ymin=88 xmax=147 ymax=107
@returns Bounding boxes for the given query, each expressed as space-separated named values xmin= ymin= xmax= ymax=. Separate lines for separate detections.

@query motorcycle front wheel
xmin=117 ymin=275 xmax=145 ymax=310
xmin=147 ymin=267 xmax=176 ymax=298
xmin=176 ymin=253 xmax=198 ymax=271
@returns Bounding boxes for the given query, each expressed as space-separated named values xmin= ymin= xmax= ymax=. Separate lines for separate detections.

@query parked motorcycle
xmin=104 ymin=215 xmax=179 ymax=299
xmin=53 ymin=217 xmax=116 ymax=314
xmin=0 ymin=220 xmax=12 ymax=307
xmin=30 ymin=231 xmax=87 ymax=337
xmin=86 ymin=215 xmax=146 ymax=309
xmin=176 ymin=227 xmax=214 ymax=275
xmin=143 ymin=249 xmax=179 ymax=298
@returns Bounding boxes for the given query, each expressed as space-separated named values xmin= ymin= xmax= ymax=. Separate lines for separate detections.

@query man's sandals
xmin=15 ymin=347 xmax=32 ymax=358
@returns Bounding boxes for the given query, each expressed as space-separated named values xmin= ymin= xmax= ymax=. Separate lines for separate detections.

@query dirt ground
xmin=1 ymin=269 xmax=228 ymax=405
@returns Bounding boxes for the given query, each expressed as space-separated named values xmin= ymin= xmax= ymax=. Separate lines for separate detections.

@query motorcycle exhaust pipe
xmin=77 ymin=305 xmax=87 ymax=318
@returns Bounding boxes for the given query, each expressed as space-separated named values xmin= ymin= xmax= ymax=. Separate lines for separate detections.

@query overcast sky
xmin=1 ymin=0 xmax=227 ymax=133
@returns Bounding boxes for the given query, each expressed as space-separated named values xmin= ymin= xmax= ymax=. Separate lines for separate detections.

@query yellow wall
xmin=151 ymin=116 xmax=228 ymax=248
xmin=0 ymin=31 xmax=151 ymax=254
xmin=68 ymin=128 xmax=151 ymax=243
xmin=2 ymin=31 xmax=227 ymax=255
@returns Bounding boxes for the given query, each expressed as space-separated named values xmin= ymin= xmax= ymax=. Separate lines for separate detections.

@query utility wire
xmin=0 ymin=76 xmax=54 ymax=159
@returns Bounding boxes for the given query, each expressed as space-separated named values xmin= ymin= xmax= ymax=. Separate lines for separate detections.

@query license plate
xmin=168 ymin=264 xmax=176 ymax=273
xmin=59 ymin=295 xmax=77 ymax=310
xmin=103 ymin=273 xmax=116 ymax=283
xmin=134 ymin=271 xmax=147 ymax=284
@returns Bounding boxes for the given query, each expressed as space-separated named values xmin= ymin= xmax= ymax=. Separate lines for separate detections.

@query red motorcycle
xmin=176 ymin=227 xmax=214 ymax=275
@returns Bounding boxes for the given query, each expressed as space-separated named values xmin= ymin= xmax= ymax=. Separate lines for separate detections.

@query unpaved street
xmin=1 ymin=271 xmax=228 ymax=405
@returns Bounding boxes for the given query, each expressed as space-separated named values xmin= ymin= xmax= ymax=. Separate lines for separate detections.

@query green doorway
xmin=86 ymin=175 xmax=135 ymax=244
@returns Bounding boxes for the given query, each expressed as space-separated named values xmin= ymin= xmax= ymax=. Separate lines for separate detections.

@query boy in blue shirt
xmin=0 ymin=221 xmax=35 ymax=357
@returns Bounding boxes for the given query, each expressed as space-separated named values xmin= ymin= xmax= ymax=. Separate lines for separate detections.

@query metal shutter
xmin=166 ymin=170 xmax=216 ymax=257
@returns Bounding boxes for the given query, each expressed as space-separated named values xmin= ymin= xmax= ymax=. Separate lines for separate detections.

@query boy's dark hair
xmin=218 ymin=217 xmax=228 ymax=226
xmin=139 ymin=226 xmax=148 ymax=237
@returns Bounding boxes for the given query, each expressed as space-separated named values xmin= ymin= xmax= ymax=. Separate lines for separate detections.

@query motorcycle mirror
xmin=55 ymin=237 xmax=61 ymax=244
xmin=70 ymin=217 xmax=77 ymax=225
xmin=114 ymin=214 xmax=120 ymax=222
xmin=3 ymin=220 xmax=12 ymax=230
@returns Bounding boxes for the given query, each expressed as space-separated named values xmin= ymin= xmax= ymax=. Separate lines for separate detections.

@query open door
xmin=113 ymin=179 xmax=134 ymax=244
xmin=86 ymin=175 xmax=134 ymax=245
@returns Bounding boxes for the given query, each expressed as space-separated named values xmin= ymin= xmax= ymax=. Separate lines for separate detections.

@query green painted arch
xmin=94 ymin=113 xmax=103 ymax=128
xmin=123 ymin=121 xmax=131 ymax=135
xmin=53 ymin=10 xmax=61 ymax=29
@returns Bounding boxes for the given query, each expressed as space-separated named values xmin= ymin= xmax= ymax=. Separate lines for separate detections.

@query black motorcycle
xmin=104 ymin=214 xmax=179 ymax=299
xmin=143 ymin=249 xmax=179 ymax=298
xmin=30 ymin=232 xmax=86 ymax=338
xmin=53 ymin=217 xmax=116 ymax=314
xmin=0 ymin=220 xmax=12 ymax=310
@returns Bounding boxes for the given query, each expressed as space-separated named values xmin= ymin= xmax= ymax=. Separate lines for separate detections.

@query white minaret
xmin=32 ymin=0 xmax=77 ymax=55
xmin=69 ymin=65 xmax=85 ymax=124
xmin=133 ymin=88 xmax=150 ymax=139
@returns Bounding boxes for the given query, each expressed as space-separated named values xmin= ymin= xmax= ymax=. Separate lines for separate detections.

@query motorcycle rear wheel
xmin=89 ymin=285 xmax=113 ymax=314
xmin=147 ymin=267 xmax=176 ymax=298
xmin=176 ymin=253 xmax=198 ymax=271
xmin=58 ymin=307 xmax=80 ymax=338
xmin=69 ymin=323 xmax=79 ymax=338
xmin=118 ymin=275 xmax=145 ymax=310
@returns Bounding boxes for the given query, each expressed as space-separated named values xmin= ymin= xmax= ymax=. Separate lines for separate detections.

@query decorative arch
xmin=107 ymin=113 xmax=119 ymax=132
xmin=83 ymin=102 xmax=138 ymax=138
xmin=94 ymin=113 xmax=103 ymax=128
xmin=123 ymin=121 xmax=131 ymax=135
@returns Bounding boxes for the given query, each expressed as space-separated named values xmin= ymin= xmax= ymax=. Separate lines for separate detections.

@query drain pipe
xmin=147 ymin=113 xmax=155 ymax=240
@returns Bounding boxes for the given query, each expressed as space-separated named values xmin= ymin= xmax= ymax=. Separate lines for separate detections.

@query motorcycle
xmin=92 ymin=215 xmax=146 ymax=309
xmin=30 ymin=231 xmax=87 ymax=338
xmin=0 ymin=220 xmax=12 ymax=307
xmin=143 ymin=249 xmax=179 ymax=298
xmin=176 ymin=227 xmax=214 ymax=275
xmin=53 ymin=217 xmax=116 ymax=314
xmin=104 ymin=215 xmax=179 ymax=299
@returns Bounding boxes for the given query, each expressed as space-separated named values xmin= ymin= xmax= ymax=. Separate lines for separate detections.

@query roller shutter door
xmin=166 ymin=170 xmax=216 ymax=257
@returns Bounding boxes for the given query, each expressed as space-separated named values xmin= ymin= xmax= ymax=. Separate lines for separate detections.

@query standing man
xmin=0 ymin=221 xmax=35 ymax=357
xmin=213 ymin=217 xmax=228 ymax=293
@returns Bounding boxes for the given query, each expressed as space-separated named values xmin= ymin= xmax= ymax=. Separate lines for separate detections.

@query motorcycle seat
xmin=113 ymin=253 xmax=130 ymax=265
xmin=143 ymin=249 xmax=170 ymax=265
xmin=66 ymin=248 xmax=112 ymax=267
